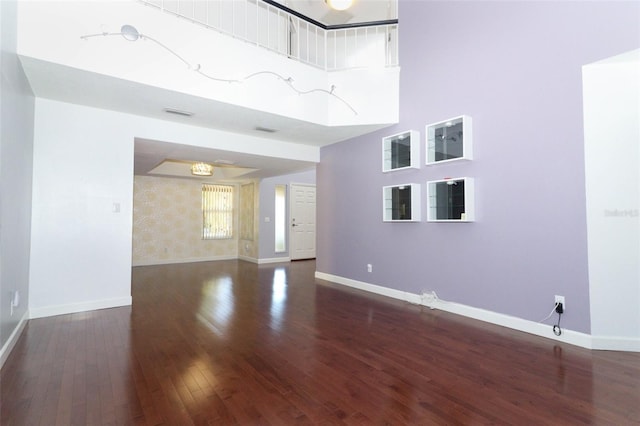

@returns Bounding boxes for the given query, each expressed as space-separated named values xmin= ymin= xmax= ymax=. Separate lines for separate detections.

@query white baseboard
xmin=314 ymin=271 xmax=639 ymax=352
xmin=29 ymin=296 xmax=132 ymax=319
xmin=315 ymin=272 xmax=421 ymax=304
xmin=0 ymin=310 xmax=29 ymax=369
xmin=132 ymin=255 xmax=237 ymax=267
xmin=591 ymin=335 xmax=640 ymax=352
xmin=134 ymin=255 xmax=293 ymax=267
xmin=257 ymin=257 xmax=291 ymax=264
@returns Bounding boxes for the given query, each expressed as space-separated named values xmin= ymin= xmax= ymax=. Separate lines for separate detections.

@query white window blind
xmin=202 ymin=184 xmax=234 ymax=239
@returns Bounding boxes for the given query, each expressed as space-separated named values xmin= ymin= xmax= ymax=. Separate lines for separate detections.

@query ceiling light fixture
xmin=190 ymin=162 xmax=214 ymax=176
xmin=120 ymin=24 xmax=140 ymax=41
xmin=326 ymin=0 xmax=353 ymax=11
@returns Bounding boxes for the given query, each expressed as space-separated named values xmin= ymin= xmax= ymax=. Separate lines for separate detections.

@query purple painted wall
xmin=317 ymin=1 xmax=640 ymax=334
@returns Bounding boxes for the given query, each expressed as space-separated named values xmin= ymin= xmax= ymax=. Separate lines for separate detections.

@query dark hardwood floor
xmin=1 ymin=260 xmax=639 ymax=425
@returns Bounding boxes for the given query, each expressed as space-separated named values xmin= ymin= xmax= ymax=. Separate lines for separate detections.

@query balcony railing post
xmin=137 ymin=0 xmax=398 ymax=70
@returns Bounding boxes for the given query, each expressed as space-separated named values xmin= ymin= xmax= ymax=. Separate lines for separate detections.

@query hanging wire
xmin=80 ymin=26 xmax=358 ymax=114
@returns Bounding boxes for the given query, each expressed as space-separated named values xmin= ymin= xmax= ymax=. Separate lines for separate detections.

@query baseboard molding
xmin=29 ymin=296 xmax=132 ymax=319
xmin=132 ymin=255 xmax=237 ymax=267
xmin=0 ymin=311 xmax=29 ymax=370
xmin=134 ymin=255 xmax=293 ymax=267
xmin=257 ymin=257 xmax=291 ymax=264
xmin=315 ymin=271 xmax=638 ymax=352
xmin=591 ymin=335 xmax=640 ymax=352
xmin=315 ymin=272 xmax=421 ymax=304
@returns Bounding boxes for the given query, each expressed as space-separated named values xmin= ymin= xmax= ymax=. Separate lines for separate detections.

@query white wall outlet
xmin=9 ymin=290 xmax=20 ymax=316
xmin=367 ymin=264 xmax=372 ymax=273
xmin=555 ymin=295 xmax=565 ymax=310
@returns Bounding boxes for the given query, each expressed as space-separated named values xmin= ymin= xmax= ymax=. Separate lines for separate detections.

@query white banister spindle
xmin=137 ymin=0 xmax=398 ymax=70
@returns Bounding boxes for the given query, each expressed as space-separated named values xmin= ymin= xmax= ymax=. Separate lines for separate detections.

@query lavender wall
xmin=317 ymin=1 xmax=640 ymax=334
xmin=259 ymin=169 xmax=316 ymax=260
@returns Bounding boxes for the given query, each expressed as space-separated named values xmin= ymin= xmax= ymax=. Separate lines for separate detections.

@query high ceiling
xmin=20 ymin=0 xmax=398 ymax=181
xmin=276 ymin=0 xmax=397 ymax=26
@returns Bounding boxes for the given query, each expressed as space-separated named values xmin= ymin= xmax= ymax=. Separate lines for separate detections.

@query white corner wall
xmin=583 ymin=49 xmax=640 ymax=351
xmin=0 ymin=0 xmax=35 ymax=365
xmin=30 ymin=98 xmax=319 ymax=318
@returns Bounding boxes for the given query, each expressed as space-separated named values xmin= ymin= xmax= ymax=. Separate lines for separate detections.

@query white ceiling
xmin=20 ymin=0 xmax=397 ymax=181
xmin=278 ymin=0 xmax=397 ymax=26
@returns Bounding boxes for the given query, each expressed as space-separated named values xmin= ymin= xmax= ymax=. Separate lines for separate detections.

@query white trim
xmin=0 ymin=311 xmax=29 ymax=369
xmin=315 ymin=272 xmax=422 ymax=304
xmin=133 ymin=256 xmax=294 ymax=266
xmin=258 ymin=257 xmax=291 ymax=264
xmin=591 ymin=335 xmax=640 ymax=352
xmin=238 ymin=255 xmax=258 ymax=263
xmin=132 ymin=255 xmax=237 ymax=267
xmin=29 ymin=296 xmax=132 ymax=319
xmin=315 ymin=272 xmax=639 ymax=352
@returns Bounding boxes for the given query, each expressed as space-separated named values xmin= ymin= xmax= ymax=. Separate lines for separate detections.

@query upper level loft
xmin=17 ymin=0 xmax=400 ymax=144
xmin=139 ymin=0 xmax=399 ymax=71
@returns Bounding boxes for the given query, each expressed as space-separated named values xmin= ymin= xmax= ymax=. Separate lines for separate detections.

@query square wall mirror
xmin=426 ymin=116 xmax=472 ymax=164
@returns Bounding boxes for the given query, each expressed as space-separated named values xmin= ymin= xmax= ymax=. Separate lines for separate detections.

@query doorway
xmin=289 ymin=183 xmax=316 ymax=260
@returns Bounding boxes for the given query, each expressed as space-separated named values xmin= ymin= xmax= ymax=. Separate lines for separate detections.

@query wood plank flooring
xmin=1 ymin=260 xmax=639 ymax=425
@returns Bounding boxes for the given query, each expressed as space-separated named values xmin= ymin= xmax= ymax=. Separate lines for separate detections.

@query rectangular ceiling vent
xmin=255 ymin=126 xmax=277 ymax=133
xmin=163 ymin=108 xmax=194 ymax=117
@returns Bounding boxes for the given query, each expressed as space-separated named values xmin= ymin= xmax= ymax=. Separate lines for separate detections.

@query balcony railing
xmin=139 ymin=0 xmax=399 ymax=71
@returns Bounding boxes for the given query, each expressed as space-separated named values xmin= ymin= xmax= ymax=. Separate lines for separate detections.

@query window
xmin=274 ymin=185 xmax=286 ymax=252
xmin=202 ymin=184 xmax=234 ymax=239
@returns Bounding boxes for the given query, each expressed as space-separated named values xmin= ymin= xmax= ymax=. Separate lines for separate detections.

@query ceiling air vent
xmin=255 ymin=126 xmax=277 ymax=133
xmin=163 ymin=108 xmax=194 ymax=117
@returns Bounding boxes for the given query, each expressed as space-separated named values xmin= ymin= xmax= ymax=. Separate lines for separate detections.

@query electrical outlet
xmin=367 ymin=264 xmax=372 ymax=273
xmin=555 ymin=295 xmax=565 ymax=311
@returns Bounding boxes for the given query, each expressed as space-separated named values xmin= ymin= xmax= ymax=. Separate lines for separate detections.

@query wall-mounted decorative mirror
xmin=427 ymin=177 xmax=474 ymax=222
xmin=382 ymin=130 xmax=420 ymax=172
xmin=426 ymin=115 xmax=472 ymax=164
xmin=383 ymin=183 xmax=421 ymax=222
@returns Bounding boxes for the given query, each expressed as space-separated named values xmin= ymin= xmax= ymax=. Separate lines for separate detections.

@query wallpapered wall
xmin=133 ymin=175 xmax=252 ymax=265
xmin=239 ymin=182 xmax=258 ymax=259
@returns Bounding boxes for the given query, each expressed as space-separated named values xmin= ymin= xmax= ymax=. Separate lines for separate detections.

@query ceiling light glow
xmin=191 ymin=162 xmax=214 ymax=176
xmin=327 ymin=0 xmax=353 ymax=11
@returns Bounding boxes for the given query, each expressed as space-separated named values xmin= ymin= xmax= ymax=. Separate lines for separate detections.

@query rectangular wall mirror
xmin=426 ymin=116 xmax=472 ymax=164
xmin=427 ymin=178 xmax=474 ymax=222
xmin=383 ymin=183 xmax=421 ymax=222
xmin=382 ymin=130 xmax=420 ymax=172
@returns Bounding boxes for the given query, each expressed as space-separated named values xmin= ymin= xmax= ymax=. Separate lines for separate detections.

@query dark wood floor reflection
xmin=2 ymin=260 xmax=639 ymax=425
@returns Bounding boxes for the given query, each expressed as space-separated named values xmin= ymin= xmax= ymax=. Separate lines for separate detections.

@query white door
xmin=290 ymin=184 xmax=316 ymax=260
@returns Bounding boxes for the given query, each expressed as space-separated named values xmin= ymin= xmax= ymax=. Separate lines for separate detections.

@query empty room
xmin=1 ymin=0 xmax=639 ymax=424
